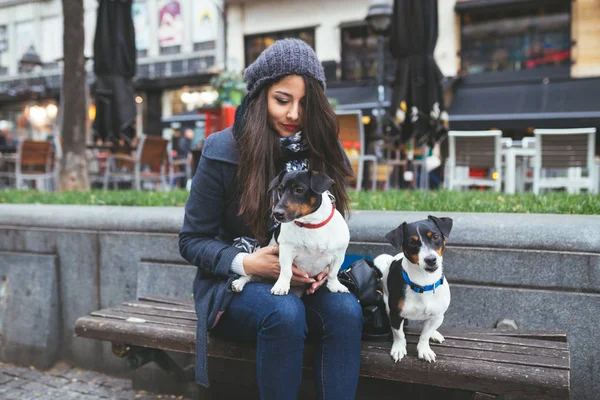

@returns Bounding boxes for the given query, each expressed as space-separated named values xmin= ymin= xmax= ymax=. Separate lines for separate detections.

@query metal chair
xmin=447 ymin=130 xmax=502 ymax=191
xmin=335 ymin=110 xmax=377 ymax=191
xmin=532 ymin=128 xmax=597 ymax=194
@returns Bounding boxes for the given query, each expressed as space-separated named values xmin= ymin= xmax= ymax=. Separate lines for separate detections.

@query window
xmin=244 ymin=28 xmax=315 ymax=67
xmin=340 ymin=22 xmax=395 ymax=82
xmin=460 ymin=1 xmax=571 ymax=75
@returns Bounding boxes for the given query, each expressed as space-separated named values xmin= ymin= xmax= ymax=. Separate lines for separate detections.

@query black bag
xmin=338 ymin=259 xmax=390 ymax=340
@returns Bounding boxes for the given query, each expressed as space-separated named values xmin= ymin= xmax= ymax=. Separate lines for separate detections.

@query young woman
xmin=179 ymin=38 xmax=362 ymax=399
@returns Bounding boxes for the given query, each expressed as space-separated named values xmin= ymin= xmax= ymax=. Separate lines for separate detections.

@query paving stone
xmin=114 ymin=388 xmax=141 ymax=399
xmin=63 ymin=380 xmax=97 ymax=394
xmin=88 ymin=384 xmax=120 ymax=398
xmin=2 ymin=388 xmax=32 ymax=400
xmin=4 ymin=376 xmax=26 ymax=389
xmin=71 ymin=369 xmax=108 ymax=384
xmin=19 ymin=380 xmax=52 ymax=393
xmin=35 ymin=372 xmax=71 ymax=388
xmin=0 ymin=373 xmax=14 ymax=384
xmin=101 ymin=376 xmax=133 ymax=391
xmin=18 ymin=367 xmax=47 ymax=380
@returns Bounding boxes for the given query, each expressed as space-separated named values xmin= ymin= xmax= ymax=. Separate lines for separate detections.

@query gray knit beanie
xmin=244 ymin=38 xmax=326 ymax=97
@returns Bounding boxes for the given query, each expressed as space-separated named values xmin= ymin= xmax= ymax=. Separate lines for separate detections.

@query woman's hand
xmin=305 ymin=270 xmax=328 ymax=295
xmin=243 ymin=245 xmax=317 ymax=286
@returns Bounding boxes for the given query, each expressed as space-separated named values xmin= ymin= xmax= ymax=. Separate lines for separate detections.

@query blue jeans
xmin=212 ymin=282 xmax=363 ymax=400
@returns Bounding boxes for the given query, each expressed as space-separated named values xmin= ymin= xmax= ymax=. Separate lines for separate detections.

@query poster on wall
xmin=41 ymin=17 xmax=63 ymax=64
xmin=15 ymin=21 xmax=35 ymax=61
xmin=158 ymin=0 xmax=184 ymax=47
xmin=192 ymin=1 xmax=219 ymax=44
xmin=132 ymin=1 xmax=149 ymax=51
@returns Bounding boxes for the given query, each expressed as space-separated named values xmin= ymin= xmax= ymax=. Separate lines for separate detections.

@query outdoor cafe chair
xmin=335 ymin=109 xmax=378 ymax=191
xmin=447 ymin=130 xmax=502 ymax=192
xmin=0 ymin=139 xmax=55 ymax=191
xmin=103 ymin=135 xmax=177 ymax=191
xmin=532 ymin=128 xmax=597 ymax=194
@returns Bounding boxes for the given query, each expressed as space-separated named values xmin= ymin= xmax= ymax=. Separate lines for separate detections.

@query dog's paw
xmin=231 ymin=279 xmax=245 ymax=293
xmin=271 ymin=281 xmax=290 ymax=296
xmin=430 ymin=331 xmax=445 ymax=343
xmin=390 ymin=340 xmax=407 ymax=363
xmin=417 ymin=342 xmax=436 ymax=363
xmin=326 ymin=280 xmax=349 ymax=293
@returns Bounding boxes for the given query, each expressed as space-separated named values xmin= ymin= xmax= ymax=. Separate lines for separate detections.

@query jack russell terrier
xmin=231 ymin=170 xmax=350 ymax=296
xmin=374 ymin=216 xmax=453 ymax=363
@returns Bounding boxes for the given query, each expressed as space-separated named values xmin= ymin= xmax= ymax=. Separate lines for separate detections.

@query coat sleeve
xmin=179 ymin=155 xmax=241 ymax=279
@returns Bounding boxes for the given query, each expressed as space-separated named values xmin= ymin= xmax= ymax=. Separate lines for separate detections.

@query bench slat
xmin=138 ymin=295 xmax=194 ymax=306
xmin=75 ymin=315 xmax=196 ymax=353
xmin=105 ymin=305 xmax=198 ymax=322
xmin=367 ymin=337 xmax=569 ymax=364
xmin=91 ymin=309 xmax=197 ymax=328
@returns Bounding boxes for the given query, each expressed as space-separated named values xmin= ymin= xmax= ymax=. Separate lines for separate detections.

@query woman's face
xmin=267 ymin=75 xmax=306 ymax=138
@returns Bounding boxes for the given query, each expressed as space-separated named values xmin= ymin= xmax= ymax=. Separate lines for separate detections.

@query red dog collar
xmin=295 ymin=204 xmax=335 ymax=229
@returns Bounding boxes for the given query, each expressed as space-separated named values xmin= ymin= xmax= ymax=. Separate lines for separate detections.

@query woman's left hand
xmin=305 ymin=270 xmax=328 ymax=295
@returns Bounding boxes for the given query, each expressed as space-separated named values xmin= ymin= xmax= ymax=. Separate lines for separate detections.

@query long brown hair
xmin=236 ymin=75 xmax=353 ymax=244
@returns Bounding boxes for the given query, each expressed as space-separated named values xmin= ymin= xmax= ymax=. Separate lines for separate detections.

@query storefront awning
xmin=454 ymin=0 xmax=548 ymax=12
xmin=448 ymin=77 xmax=600 ymax=130
xmin=326 ymin=84 xmax=392 ymax=112
xmin=326 ymin=78 xmax=455 ymax=114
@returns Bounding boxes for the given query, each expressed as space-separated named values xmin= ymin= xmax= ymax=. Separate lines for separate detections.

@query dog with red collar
xmin=374 ymin=216 xmax=453 ymax=363
xmin=231 ymin=170 xmax=350 ymax=296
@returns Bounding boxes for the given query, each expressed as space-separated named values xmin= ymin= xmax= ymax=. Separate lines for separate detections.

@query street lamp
xmin=366 ymin=1 xmax=392 ymax=146
xmin=19 ymin=45 xmax=43 ymax=73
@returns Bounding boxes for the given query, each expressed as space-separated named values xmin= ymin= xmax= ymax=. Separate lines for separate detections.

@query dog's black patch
xmin=270 ymin=170 xmax=334 ymax=223
xmin=387 ymin=259 xmax=407 ymax=330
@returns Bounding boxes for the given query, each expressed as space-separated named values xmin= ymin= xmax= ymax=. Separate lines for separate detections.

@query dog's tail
xmin=374 ymin=254 xmax=394 ymax=278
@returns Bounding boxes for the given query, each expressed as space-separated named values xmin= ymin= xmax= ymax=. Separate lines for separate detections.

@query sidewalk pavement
xmin=0 ymin=361 xmax=193 ymax=400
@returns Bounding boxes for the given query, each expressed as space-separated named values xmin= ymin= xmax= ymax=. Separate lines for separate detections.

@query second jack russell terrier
xmin=374 ymin=215 xmax=453 ymax=363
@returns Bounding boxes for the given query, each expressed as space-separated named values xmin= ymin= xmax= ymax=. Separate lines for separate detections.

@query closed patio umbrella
xmin=389 ymin=0 xmax=448 ymax=147
xmin=93 ymin=0 xmax=137 ymax=146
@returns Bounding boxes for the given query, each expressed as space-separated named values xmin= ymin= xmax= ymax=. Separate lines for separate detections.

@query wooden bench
xmin=74 ymin=296 xmax=570 ymax=399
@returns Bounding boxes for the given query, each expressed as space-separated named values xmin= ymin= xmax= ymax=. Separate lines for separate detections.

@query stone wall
xmin=0 ymin=205 xmax=598 ymax=399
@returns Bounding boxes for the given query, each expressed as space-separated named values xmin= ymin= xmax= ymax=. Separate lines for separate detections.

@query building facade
xmin=0 ymin=0 xmax=225 ymax=141
xmin=446 ymin=0 xmax=600 ymax=140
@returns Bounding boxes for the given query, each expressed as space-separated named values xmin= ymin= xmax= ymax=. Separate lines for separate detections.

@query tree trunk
xmin=59 ymin=0 xmax=89 ymax=191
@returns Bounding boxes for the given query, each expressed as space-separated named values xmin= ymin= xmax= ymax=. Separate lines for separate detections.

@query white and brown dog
xmin=374 ymin=216 xmax=453 ymax=363
xmin=232 ymin=170 xmax=350 ymax=296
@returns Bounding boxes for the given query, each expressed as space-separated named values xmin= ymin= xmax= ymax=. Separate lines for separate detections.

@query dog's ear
xmin=428 ymin=215 xmax=453 ymax=238
xmin=385 ymin=222 xmax=406 ymax=249
xmin=268 ymin=170 xmax=287 ymax=192
xmin=310 ymin=172 xmax=334 ymax=194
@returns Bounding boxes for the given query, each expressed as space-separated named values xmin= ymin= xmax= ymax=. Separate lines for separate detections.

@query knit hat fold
xmin=243 ymin=38 xmax=326 ymax=97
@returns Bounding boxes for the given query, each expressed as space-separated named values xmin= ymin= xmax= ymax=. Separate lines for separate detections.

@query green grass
xmin=1 ymin=189 xmax=598 ymax=214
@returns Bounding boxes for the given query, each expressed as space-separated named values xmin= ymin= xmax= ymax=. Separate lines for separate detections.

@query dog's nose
xmin=273 ymin=211 xmax=285 ymax=221
xmin=424 ymin=256 xmax=437 ymax=267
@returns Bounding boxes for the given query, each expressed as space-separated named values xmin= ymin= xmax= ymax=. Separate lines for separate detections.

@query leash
xmin=295 ymin=204 xmax=335 ymax=229
xmin=402 ymin=269 xmax=445 ymax=294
